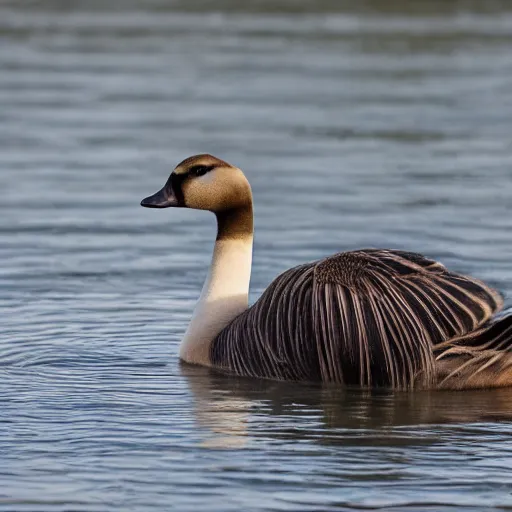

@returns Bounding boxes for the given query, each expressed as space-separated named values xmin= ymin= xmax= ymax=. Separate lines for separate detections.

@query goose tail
xmin=435 ymin=312 xmax=512 ymax=389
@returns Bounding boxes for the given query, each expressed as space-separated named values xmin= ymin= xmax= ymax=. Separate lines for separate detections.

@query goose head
xmin=140 ymin=154 xmax=252 ymax=212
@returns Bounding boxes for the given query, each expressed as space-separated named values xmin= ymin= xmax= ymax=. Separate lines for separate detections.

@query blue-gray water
xmin=1 ymin=1 xmax=512 ymax=510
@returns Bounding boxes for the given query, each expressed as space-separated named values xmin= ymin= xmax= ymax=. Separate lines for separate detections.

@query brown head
xmin=141 ymin=154 xmax=253 ymax=240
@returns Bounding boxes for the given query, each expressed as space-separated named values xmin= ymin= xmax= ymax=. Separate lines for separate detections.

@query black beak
xmin=140 ymin=180 xmax=179 ymax=208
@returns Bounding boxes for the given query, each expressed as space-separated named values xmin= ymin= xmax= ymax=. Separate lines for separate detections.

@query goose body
xmin=141 ymin=154 xmax=512 ymax=390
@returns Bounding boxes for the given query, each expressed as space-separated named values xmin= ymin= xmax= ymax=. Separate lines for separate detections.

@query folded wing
xmin=211 ymin=249 xmax=503 ymax=389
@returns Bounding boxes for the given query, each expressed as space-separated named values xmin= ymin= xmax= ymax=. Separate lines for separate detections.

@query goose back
xmin=210 ymin=249 xmax=503 ymax=389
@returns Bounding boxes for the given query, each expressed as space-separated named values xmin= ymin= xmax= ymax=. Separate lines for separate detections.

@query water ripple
xmin=1 ymin=1 xmax=512 ymax=511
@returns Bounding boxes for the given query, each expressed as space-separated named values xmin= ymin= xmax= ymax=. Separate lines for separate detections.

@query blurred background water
xmin=1 ymin=0 xmax=512 ymax=510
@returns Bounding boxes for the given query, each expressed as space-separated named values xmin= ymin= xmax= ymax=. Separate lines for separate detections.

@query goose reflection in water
xmin=181 ymin=363 xmax=512 ymax=449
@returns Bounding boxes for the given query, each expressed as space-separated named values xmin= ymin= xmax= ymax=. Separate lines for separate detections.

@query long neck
xmin=179 ymin=205 xmax=253 ymax=366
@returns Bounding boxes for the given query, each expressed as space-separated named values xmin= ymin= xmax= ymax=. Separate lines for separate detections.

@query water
xmin=1 ymin=1 xmax=512 ymax=510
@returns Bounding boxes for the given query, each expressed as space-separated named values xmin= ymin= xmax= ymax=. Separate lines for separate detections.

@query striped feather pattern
xmin=210 ymin=249 xmax=504 ymax=389
xmin=435 ymin=314 xmax=512 ymax=389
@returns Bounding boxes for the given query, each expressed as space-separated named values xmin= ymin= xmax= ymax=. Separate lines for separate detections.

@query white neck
xmin=179 ymin=234 xmax=253 ymax=366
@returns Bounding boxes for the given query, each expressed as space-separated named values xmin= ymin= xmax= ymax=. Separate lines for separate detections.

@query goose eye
xmin=191 ymin=166 xmax=211 ymax=177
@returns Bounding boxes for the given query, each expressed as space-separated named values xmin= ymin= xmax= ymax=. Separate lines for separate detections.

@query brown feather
xmin=210 ymin=249 xmax=508 ymax=389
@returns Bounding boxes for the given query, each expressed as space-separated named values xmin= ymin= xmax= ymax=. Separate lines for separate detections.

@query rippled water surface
xmin=1 ymin=1 xmax=512 ymax=510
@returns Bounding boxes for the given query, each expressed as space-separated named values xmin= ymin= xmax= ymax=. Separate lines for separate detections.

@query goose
xmin=141 ymin=154 xmax=512 ymax=390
